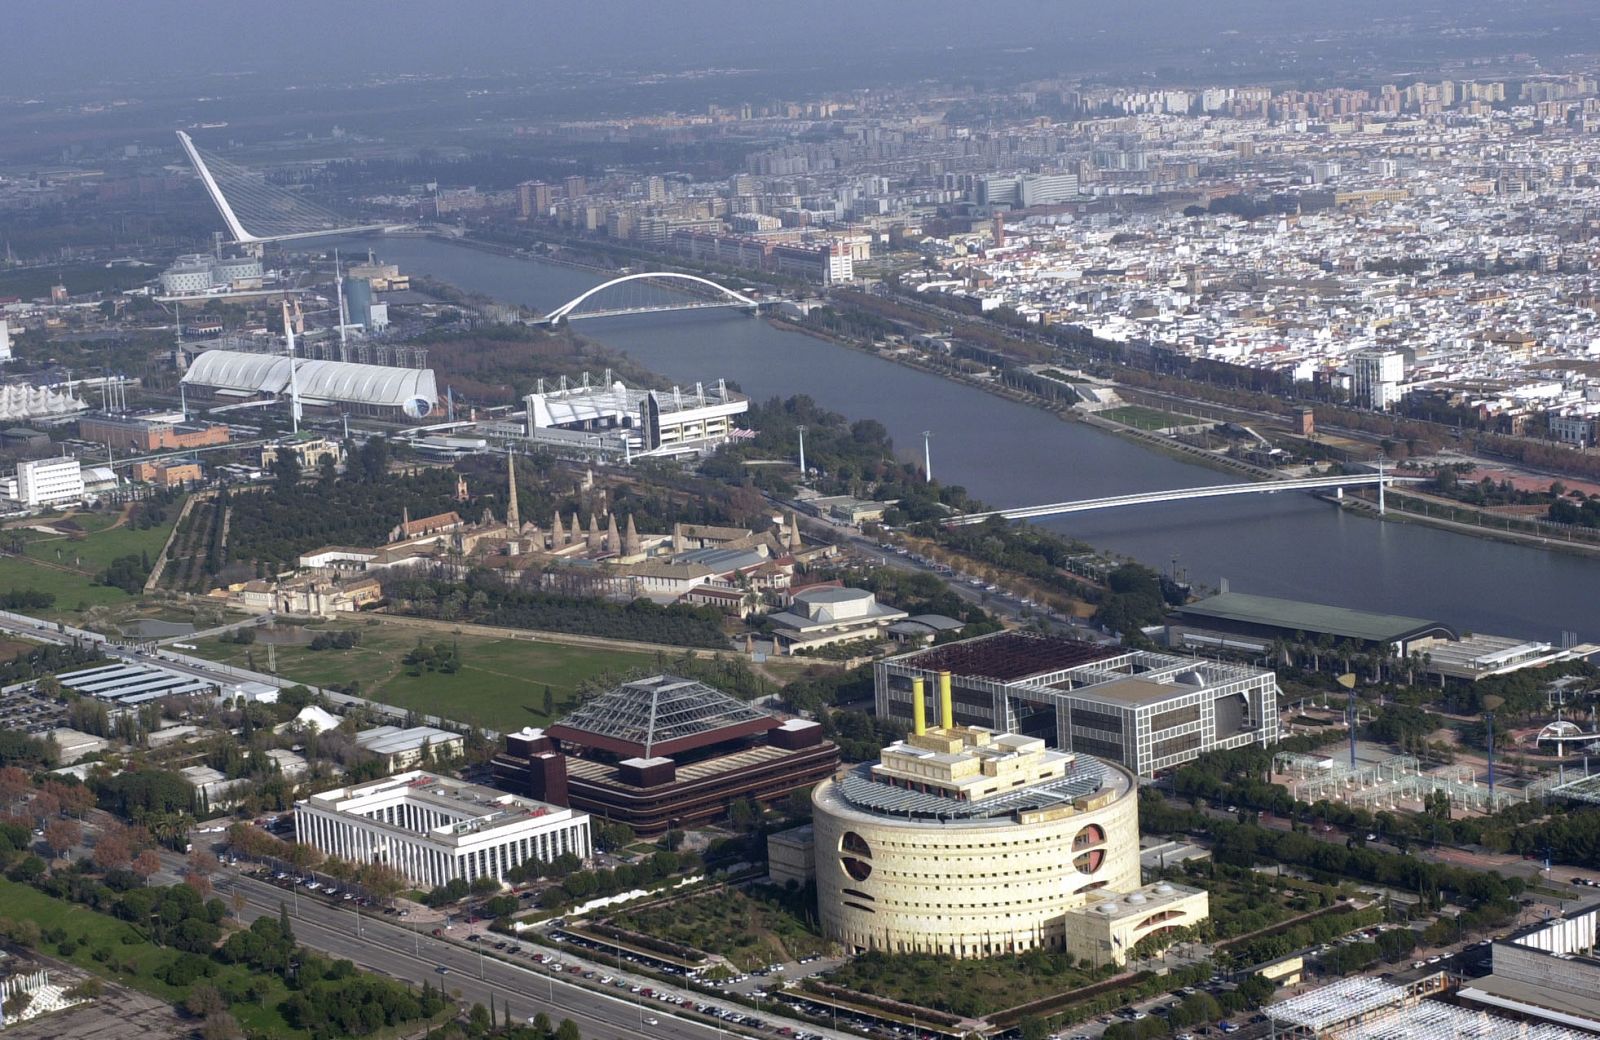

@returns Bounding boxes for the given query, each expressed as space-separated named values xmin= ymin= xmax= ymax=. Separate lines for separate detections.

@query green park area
xmin=609 ymin=886 xmax=830 ymax=971
xmin=192 ymin=619 xmax=656 ymax=731
xmin=1099 ymin=404 xmax=1194 ymax=431
xmin=0 ymin=505 xmax=182 ymax=618
xmin=0 ymin=878 xmax=305 ymax=1038
xmin=824 ymin=948 xmax=1099 ymax=1019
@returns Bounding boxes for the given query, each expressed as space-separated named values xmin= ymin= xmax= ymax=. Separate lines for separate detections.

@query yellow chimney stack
xmin=939 ymin=670 xmax=954 ymax=730
xmin=911 ymin=677 xmax=927 ymax=736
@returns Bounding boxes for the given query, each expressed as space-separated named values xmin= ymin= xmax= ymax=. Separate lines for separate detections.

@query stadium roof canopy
xmin=182 ymin=349 xmax=437 ymax=410
xmin=548 ymin=674 xmax=778 ymax=758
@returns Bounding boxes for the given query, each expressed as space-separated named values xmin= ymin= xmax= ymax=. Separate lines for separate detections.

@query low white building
xmin=355 ymin=725 xmax=465 ymax=770
xmin=295 ymin=771 xmax=591 ymax=889
xmin=767 ymin=586 xmax=907 ymax=653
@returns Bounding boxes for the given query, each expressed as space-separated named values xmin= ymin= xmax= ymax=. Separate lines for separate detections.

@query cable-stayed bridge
xmin=177 ymin=131 xmax=390 ymax=244
xmin=943 ymin=473 xmax=1424 ymax=526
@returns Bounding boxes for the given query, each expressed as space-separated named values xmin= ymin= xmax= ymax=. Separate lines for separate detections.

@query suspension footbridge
xmin=943 ymin=473 xmax=1423 ymax=526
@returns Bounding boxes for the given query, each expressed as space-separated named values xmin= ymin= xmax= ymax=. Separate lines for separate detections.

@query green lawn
xmin=0 ymin=878 xmax=305 ymax=1037
xmin=0 ymin=555 xmax=134 ymax=613
xmin=1100 ymin=405 xmax=1193 ymax=431
xmin=0 ymin=507 xmax=181 ymax=618
xmin=192 ymin=620 xmax=657 ymax=731
xmin=20 ymin=515 xmax=176 ymax=573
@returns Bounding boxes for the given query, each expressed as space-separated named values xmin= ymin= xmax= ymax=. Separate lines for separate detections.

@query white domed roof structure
xmin=182 ymin=349 xmax=437 ymax=413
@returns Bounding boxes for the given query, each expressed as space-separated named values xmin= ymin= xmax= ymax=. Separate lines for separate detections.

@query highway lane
xmin=206 ymin=869 xmax=842 ymax=1040
xmin=211 ymin=872 xmax=721 ymax=1040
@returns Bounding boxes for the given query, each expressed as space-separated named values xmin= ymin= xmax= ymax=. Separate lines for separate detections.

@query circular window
xmin=1072 ymin=824 xmax=1106 ymax=851
xmin=1073 ymin=849 xmax=1105 ymax=875
xmin=841 ymin=831 xmax=873 ymax=858
xmin=842 ymin=856 xmax=873 ymax=882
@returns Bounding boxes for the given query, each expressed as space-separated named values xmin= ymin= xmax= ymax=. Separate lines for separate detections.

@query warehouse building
xmin=811 ymin=674 xmax=1207 ymax=962
xmin=53 ymin=662 xmax=216 ymax=706
xmin=354 ymin=725 xmax=465 ymax=771
xmin=78 ymin=413 xmax=231 ymax=453
xmin=296 ymin=771 xmax=590 ymax=890
xmin=876 ymin=630 xmax=1279 ymax=777
xmin=1165 ymin=591 xmax=1456 ymax=656
xmin=181 ymin=349 xmax=437 ymax=419
xmin=492 ymin=674 xmax=838 ymax=834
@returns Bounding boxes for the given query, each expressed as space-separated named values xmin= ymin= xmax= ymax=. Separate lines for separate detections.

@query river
xmin=340 ymin=236 xmax=1599 ymax=643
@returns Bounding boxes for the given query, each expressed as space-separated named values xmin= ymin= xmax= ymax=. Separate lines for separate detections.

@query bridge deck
xmin=946 ymin=474 xmax=1422 ymax=525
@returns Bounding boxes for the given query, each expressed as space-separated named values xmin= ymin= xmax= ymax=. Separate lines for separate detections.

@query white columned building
xmin=295 ymin=771 xmax=590 ymax=890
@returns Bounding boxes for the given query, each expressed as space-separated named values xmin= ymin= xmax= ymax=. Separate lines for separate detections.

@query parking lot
xmin=0 ymin=682 xmax=70 ymax=736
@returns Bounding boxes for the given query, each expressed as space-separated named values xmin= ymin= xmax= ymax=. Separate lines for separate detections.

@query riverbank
xmin=770 ymin=315 xmax=1283 ymax=484
xmin=1337 ymin=489 xmax=1600 ymax=558
xmin=435 ymin=233 xmax=618 ymax=277
xmin=342 ymin=233 xmax=1600 ymax=640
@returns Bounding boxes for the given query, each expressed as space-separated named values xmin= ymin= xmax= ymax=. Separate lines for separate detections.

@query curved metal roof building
xmin=182 ymin=349 xmax=437 ymax=411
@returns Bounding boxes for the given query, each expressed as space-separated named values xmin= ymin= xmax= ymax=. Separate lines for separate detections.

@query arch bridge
xmin=537 ymin=272 xmax=766 ymax=324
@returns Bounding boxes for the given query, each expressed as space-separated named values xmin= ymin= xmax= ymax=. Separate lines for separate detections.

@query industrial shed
xmin=181 ymin=349 xmax=437 ymax=417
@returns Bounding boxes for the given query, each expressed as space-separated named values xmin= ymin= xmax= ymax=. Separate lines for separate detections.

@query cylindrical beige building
xmin=811 ymin=723 xmax=1142 ymax=959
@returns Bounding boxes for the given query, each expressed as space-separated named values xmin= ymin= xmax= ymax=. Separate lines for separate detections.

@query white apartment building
xmin=1350 ymin=349 xmax=1406 ymax=410
xmin=15 ymin=457 xmax=84 ymax=507
xmin=295 ymin=771 xmax=591 ymax=890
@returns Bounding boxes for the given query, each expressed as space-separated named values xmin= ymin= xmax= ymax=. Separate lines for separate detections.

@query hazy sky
xmin=8 ymin=0 xmax=1600 ymax=94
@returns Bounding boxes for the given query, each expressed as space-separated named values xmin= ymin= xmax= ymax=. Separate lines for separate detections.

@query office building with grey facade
xmin=874 ymin=631 xmax=1280 ymax=777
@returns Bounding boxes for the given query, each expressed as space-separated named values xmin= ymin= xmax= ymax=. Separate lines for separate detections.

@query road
xmin=206 ymin=868 xmax=829 ymax=1040
xmin=53 ymin=815 xmax=849 ymax=1040
xmin=0 ymin=609 xmax=477 ymax=739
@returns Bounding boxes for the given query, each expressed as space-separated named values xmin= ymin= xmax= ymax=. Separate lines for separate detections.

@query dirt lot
xmin=3 ymin=974 xmax=189 ymax=1040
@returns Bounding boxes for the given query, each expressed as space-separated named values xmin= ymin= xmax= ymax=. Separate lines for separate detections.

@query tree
xmin=185 ymin=983 xmax=229 ymax=1019
xmin=188 ymin=848 xmax=219 ymax=878
xmin=43 ymin=818 xmax=80 ymax=861
xmin=556 ymin=1018 xmax=581 ymax=1040
xmin=355 ymin=862 xmax=407 ymax=906
xmin=92 ymin=829 xmax=133 ymax=872
xmin=131 ymin=849 xmax=162 ymax=881
xmin=202 ymin=1011 xmax=242 ymax=1040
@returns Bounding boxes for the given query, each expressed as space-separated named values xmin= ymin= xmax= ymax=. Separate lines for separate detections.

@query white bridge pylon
xmin=945 ymin=473 xmax=1425 ymax=526
xmin=539 ymin=272 xmax=762 ymax=323
xmin=176 ymin=130 xmax=389 ymax=244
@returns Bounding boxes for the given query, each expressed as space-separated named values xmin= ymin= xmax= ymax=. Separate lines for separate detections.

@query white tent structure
xmin=181 ymin=349 xmax=436 ymax=417
xmin=0 ymin=383 xmax=86 ymax=421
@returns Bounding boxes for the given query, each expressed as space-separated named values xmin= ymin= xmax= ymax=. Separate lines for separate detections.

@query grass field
xmin=0 ymin=878 xmax=305 ymax=1037
xmin=1100 ymin=404 xmax=1194 ymax=431
xmin=192 ymin=620 xmax=657 ymax=731
xmin=0 ymin=506 xmax=181 ymax=618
